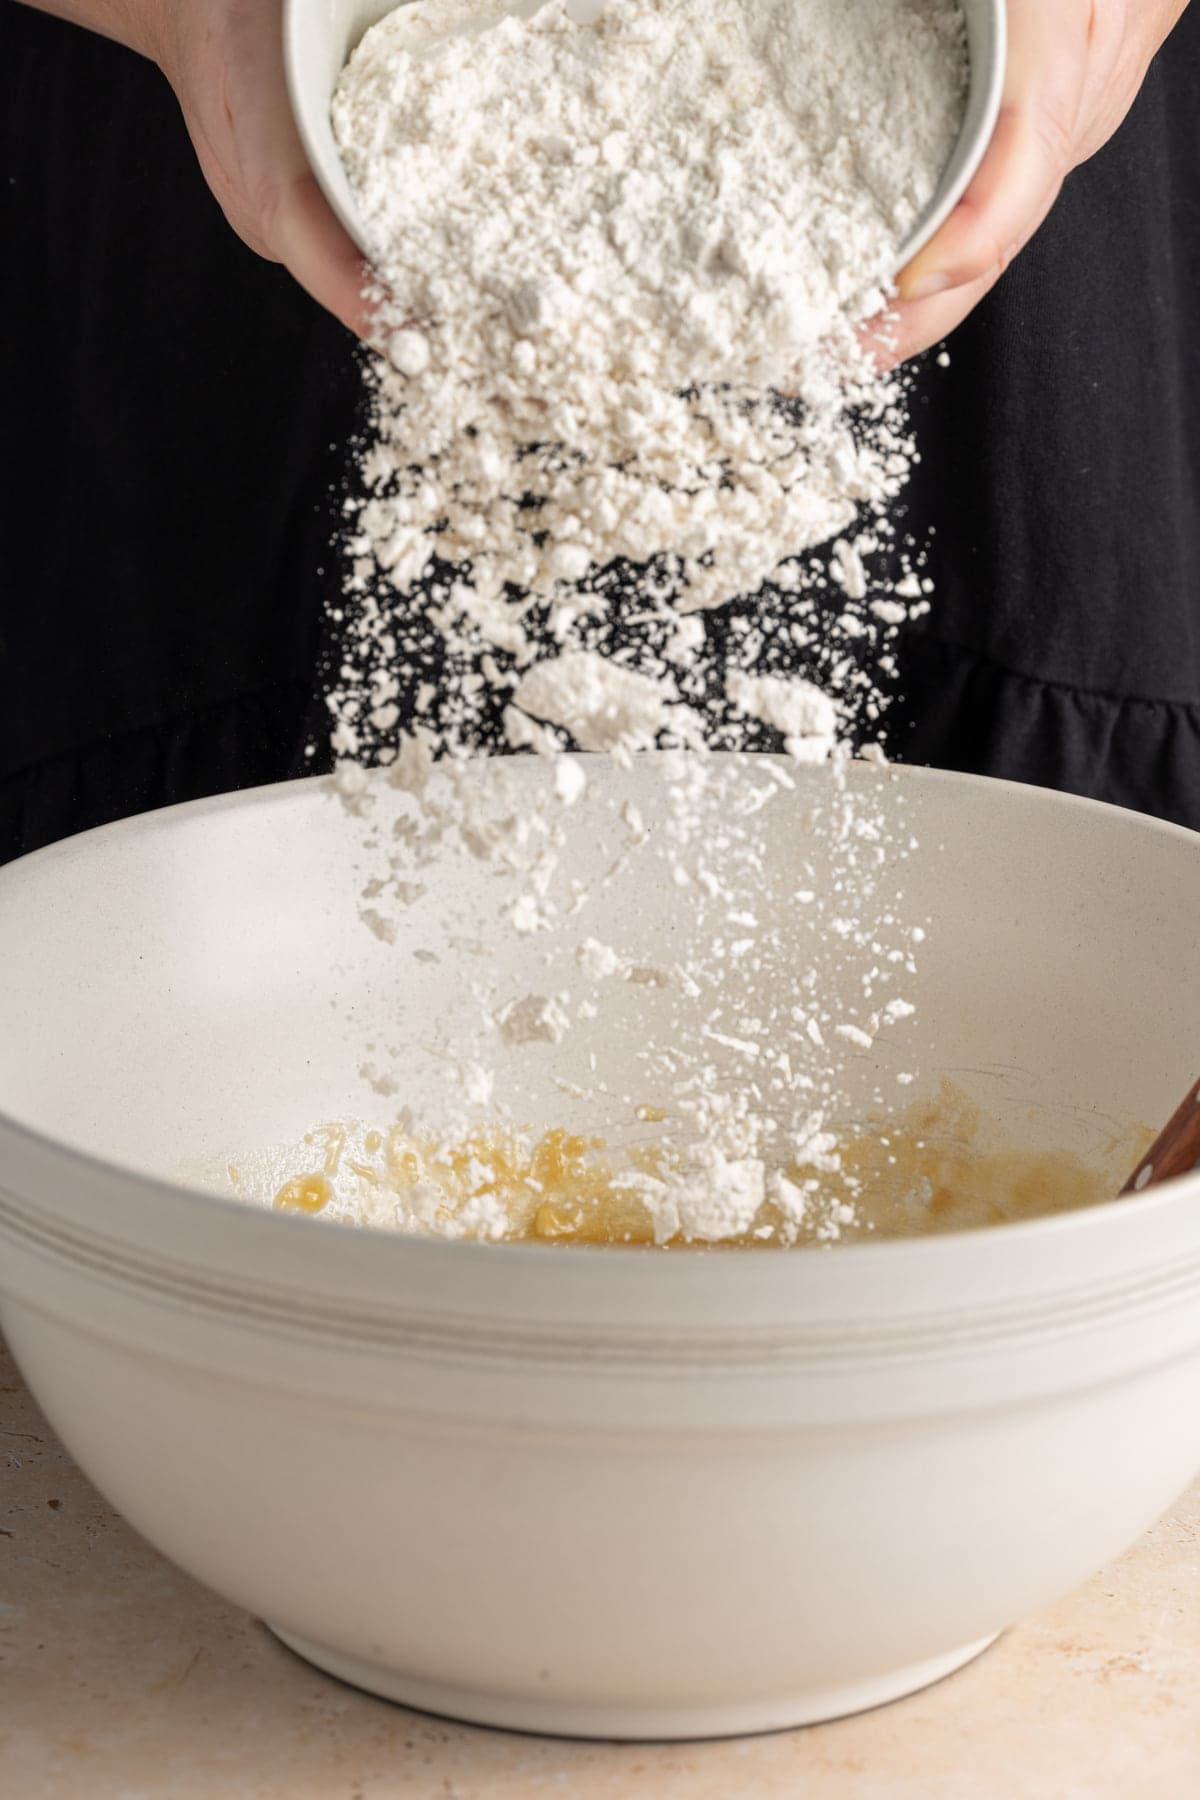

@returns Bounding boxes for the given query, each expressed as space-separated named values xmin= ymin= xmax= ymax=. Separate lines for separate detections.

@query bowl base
xmin=267 ymin=1625 xmax=999 ymax=1740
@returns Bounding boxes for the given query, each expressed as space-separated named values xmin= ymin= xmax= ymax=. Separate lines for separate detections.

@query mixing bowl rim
xmin=6 ymin=753 xmax=1199 ymax=857
xmin=1 ymin=760 xmax=1197 ymax=1280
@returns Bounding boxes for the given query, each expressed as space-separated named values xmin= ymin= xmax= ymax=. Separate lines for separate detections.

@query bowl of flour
xmin=286 ymin=0 xmax=1005 ymax=298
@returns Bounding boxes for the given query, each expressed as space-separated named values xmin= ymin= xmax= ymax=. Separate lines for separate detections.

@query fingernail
xmin=899 ymin=268 xmax=954 ymax=303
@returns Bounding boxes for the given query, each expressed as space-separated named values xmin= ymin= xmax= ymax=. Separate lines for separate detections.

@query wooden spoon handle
xmin=1120 ymin=1077 xmax=1200 ymax=1196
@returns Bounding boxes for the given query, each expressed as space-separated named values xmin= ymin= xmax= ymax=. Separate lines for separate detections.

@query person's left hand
xmin=872 ymin=0 xmax=1192 ymax=368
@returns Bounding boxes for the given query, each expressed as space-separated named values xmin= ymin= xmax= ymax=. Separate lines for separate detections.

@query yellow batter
xmin=266 ymin=1082 xmax=1148 ymax=1247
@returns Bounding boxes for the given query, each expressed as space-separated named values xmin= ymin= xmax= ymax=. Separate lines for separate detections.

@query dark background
xmin=2 ymin=2 xmax=1198 ymax=861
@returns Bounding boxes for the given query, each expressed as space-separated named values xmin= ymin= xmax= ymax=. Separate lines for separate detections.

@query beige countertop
xmin=2 ymin=1331 xmax=1199 ymax=1799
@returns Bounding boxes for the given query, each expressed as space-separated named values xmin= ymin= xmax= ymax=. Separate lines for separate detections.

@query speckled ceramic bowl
xmin=284 ymin=0 xmax=1006 ymax=277
xmin=1 ymin=761 xmax=1198 ymax=1739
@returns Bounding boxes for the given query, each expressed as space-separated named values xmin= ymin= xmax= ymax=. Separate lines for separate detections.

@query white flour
xmin=292 ymin=0 xmax=969 ymax=1243
xmin=327 ymin=0 xmax=965 ymax=761
xmin=337 ymin=0 xmax=960 ymax=395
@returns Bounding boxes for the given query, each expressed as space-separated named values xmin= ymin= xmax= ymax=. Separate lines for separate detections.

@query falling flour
xmin=291 ymin=0 xmax=972 ymax=1244
xmin=326 ymin=0 xmax=965 ymax=762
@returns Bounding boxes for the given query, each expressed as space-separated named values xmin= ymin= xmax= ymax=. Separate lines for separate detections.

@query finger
xmin=896 ymin=0 xmax=1092 ymax=304
xmin=270 ymin=172 xmax=377 ymax=340
xmin=218 ymin=7 xmax=376 ymax=340
xmin=862 ymin=267 xmax=1002 ymax=372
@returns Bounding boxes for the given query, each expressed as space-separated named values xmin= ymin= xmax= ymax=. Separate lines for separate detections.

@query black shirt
xmin=2 ymin=3 xmax=1198 ymax=859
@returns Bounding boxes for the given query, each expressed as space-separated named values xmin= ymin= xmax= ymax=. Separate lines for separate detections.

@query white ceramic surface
xmin=283 ymin=0 xmax=1007 ymax=277
xmin=1 ymin=761 xmax=1199 ymax=1740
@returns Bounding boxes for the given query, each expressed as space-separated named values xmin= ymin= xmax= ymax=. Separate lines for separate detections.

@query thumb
xmin=897 ymin=0 xmax=1091 ymax=303
xmin=268 ymin=166 xmax=376 ymax=340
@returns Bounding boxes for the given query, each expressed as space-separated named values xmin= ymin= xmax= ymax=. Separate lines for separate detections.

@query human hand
xmin=23 ymin=0 xmax=370 ymax=332
xmin=148 ymin=0 xmax=370 ymax=336
xmin=872 ymin=0 xmax=1192 ymax=367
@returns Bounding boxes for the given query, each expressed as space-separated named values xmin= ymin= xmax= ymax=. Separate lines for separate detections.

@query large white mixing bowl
xmin=284 ymin=0 xmax=1007 ymax=277
xmin=0 ymin=761 xmax=1198 ymax=1739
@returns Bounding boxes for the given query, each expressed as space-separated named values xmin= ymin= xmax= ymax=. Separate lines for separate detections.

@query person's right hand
xmin=23 ymin=0 xmax=372 ymax=337
xmin=154 ymin=0 xmax=372 ymax=336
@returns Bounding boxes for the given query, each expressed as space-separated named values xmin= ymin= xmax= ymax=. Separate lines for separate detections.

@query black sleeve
xmin=0 ymin=4 xmax=360 ymax=860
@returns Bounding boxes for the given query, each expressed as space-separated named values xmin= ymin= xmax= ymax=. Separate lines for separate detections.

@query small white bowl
xmin=284 ymin=0 xmax=1007 ymax=279
xmin=1 ymin=761 xmax=1199 ymax=1739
